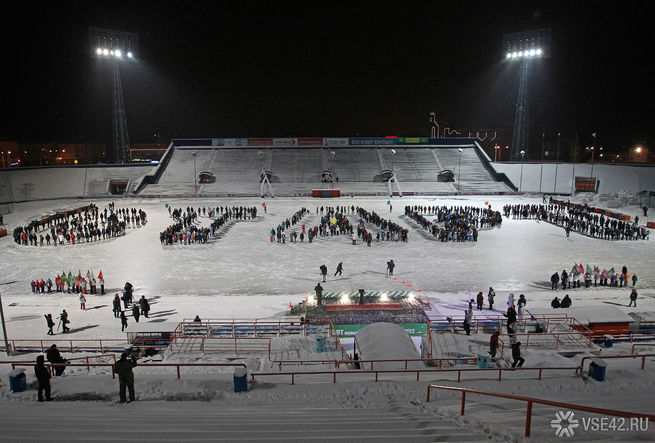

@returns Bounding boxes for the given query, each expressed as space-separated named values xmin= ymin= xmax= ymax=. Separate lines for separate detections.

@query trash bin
xmin=233 ymin=367 xmax=248 ymax=393
xmin=589 ymin=358 xmax=607 ymax=381
xmin=477 ymin=354 xmax=490 ymax=369
xmin=603 ymin=335 xmax=614 ymax=348
xmin=8 ymin=369 xmax=26 ymax=393
xmin=315 ymin=336 xmax=327 ymax=353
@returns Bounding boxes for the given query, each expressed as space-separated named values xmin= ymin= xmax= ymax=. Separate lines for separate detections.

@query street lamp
xmin=457 ymin=148 xmax=463 ymax=194
xmin=519 ymin=150 xmax=526 ymax=191
xmin=89 ymin=27 xmax=138 ymax=163
xmin=192 ymin=151 xmax=198 ymax=197
xmin=503 ymin=28 xmax=551 ymax=161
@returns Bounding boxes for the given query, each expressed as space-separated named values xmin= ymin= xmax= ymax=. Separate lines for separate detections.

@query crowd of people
xmin=550 ymin=264 xmax=637 ymax=290
xmin=31 ymin=270 xmax=105 ymax=295
xmin=161 ymin=205 xmax=258 ymax=245
xmin=13 ymin=203 xmax=147 ymax=247
xmin=504 ymin=202 xmax=649 ymax=241
xmin=404 ymin=204 xmax=502 ymax=242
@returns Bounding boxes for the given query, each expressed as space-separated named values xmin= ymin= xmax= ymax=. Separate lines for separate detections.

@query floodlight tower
xmin=503 ymin=28 xmax=551 ymax=161
xmin=89 ymin=27 xmax=139 ymax=163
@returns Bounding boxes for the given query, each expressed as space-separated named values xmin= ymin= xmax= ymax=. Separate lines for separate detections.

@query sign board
xmin=298 ymin=138 xmax=325 ymax=146
xmin=325 ymin=138 xmax=349 ymax=147
xmin=575 ymin=176 xmax=599 ymax=193
xmin=334 ymin=323 xmax=427 ymax=337
xmin=349 ymin=138 xmax=398 ymax=146
xmin=273 ymin=138 xmax=298 ymax=147
xmin=248 ymin=138 xmax=274 ymax=146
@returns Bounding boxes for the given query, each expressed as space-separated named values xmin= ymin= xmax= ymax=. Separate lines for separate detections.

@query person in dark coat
xmin=511 ymin=342 xmax=525 ymax=367
xmin=489 ymin=330 xmax=500 ymax=358
xmin=44 ymin=314 xmax=55 ymax=335
xmin=132 ymin=304 xmax=140 ymax=323
xmin=487 ymin=288 xmax=495 ymax=310
xmin=551 ymin=272 xmax=560 ymax=290
xmin=387 ymin=259 xmax=395 ymax=277
xmin=113 ymin=353 xmax=137 ymax=403
xmin=476 ymin=292 xmax=484 ymax=311
xmin=560 ymin=294 xmax=572 ymax=308
xmin=504 ymin=305 xmax=517 ymax=333
xmin=121 ymin=291 xmax=130 ymax=309
xmin=139 ymin=296 xmax=150 ymax=318
xmin=334 ymin=261 xmax=343 ymax=277
xmin=628 ymin=288 xmax=638 ymax=307
xmin=34 ymin=355 xmax=52 ymax=402
xmin=551 ymin=297 xmax=561 ymax=308
xmin=120 ymin=311 xmax=128 ymax=332
xmin=193 ymin=315 xmax=201 ymax=322
xmin=314 ymin=283 xmax=323 ymax=306
xmin=46 ymin=344 xmax=66 ymax=376
xmin=59 ymin=310 xmax=69 ymax=333
xmin=113 ymin=294 xmax=121 ymax=318
xmin=319 ymin=264 xmax=328 ymax=282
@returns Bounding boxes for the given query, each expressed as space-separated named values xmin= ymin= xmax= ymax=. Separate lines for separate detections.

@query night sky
xmin=5 ymin=1 xmax=655 ymax=153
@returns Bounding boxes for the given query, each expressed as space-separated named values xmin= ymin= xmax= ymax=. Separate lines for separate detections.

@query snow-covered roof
xmin=628 ymin=311 xmax=655 ymax=322
xmin=124 ymin=322 xmax=179 ymax=334
xmin=566 ymin=306 xmax=633 ymax=325
xmin=354 ymin=322 xmax=420 ymax=370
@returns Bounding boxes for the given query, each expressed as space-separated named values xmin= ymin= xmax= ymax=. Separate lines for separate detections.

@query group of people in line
xmin=14 ymin=202 xmax=147 ymax=247
xmin=504 ymin=202 xmax=649 ymax=240
xmin=550 ymin=265 xmax=637 ymax=290
xmin=161 ymin=205 xmax=258 ymax=245
xmin=404 ymin=204 xmax=502 ymax=242
xmin=31 ymin=270 xmax=105 ymax=295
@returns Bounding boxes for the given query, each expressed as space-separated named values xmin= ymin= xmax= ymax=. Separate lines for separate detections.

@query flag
xmin=571 ymin=266 xmax=578 ymax=275
xmin=586 ymin=264 xmax=592 ymax=274
xmin=331 ymin=217 xmax=337 ymax=225
xmin=67 ymin=271 xmax=72 ymax=283
xmin=484 ymin=201 xmax=489 ymax=206
xmin=386 ymin=200 xmax=391 ymax=205
xmin=262 ymin=202 xmax=266 ymax=207
xmin=608 ymin=267 xmax=615 ymax=276
xmin=577 ymin=264 xmax=584 ymax=274
xmin=98 ymin=270 xmax=103 ymax=280
xmin=86 ymin=270 xmax=91 ymax=280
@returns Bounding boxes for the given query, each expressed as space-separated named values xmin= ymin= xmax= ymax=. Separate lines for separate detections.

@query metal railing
xmin=577 ymin=353 xmax=655 ymax=374
xmin=167 ymin=336 xmax=271 ymax=358
xmin=2 ymin=361 xmax=247 ymax=380
xmin=632 ymin=343 xmax=655 ymax=355
xmin=251 ymin=366 xmax=579 ymax=385
xmin=425 ymin=384 xmax=655 ymax=437
xmin=0 ymin=338 xmax=153 ymax=354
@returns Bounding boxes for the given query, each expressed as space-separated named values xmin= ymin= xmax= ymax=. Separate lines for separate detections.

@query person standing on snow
xmin=489 ymin=330 xmax=500 ymax=358
xmin=79 ymin=294 xmax=86 ymax=310
xmin=319 ymin=264 xmax=328 ymax=282
xmin=463 ymin=308 xmax=473 ymax=336
xmin=511 ymin=342 xmax=525 ymax=367
xmin=476 ymin=292 xmax=484 ymax=311
xmin=120 ymin=311 xmax=128 ymax=332
xmin=44 ymin=314 xmax=55 ymax=335
xmin=334 ymin=261 xmax=343 ymax=277
xmin=387 ymin=259 xmax=395 ymax=277
xmin=132 ymin=304 xmax=140 ymax=323
xmin=34 ymin=355 xmax=52 ymax=402
xmin=314 ymin=283 xmax=323 ymax=306
xmin=59 ymin=310 xmax=70 ymax=333
xmin=507 ymin=293 xmax=514 ymax=308
xmin=628 ymin=288 xmax=638 ymax=307
xmin=113 ymin=353 xmax=137 ymax=403
xmin=113 ymin=294 xmax=121 ymax=318
xmin=550 ymin=272 xmax=560 ymax=290
xmin=487 ymin=287 xmax=495 ymax=310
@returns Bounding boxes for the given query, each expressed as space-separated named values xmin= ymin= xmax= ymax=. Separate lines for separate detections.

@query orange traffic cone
xmin=402 ymin=279 xmax=406 ymax=284
xmin=418 ymin=295 xmax=422 ymax=302
xmin=427 ymin=299 xmax=431 ymax=306
xmin=289 ymin=301 xmax=293 ymax=308
xmin=408 ymin=282 xmax=412 ymax=287
xmin=394 ymin=275 xmax=397 ymax=281
xmin=418 ymin=287 xmax=422 ymax=292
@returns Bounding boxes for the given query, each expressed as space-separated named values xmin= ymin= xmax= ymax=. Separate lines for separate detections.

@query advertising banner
xmin=298 ymin=138 xmax=325 ymax=146
xmin=248 ymin=138 xmax=274 ymax=146
xmin=334 ymin=323 xmax=427 ymax=337
xmin=325 ymin=138 xmax=349 ymax=147
xmin=273 ymin=138 xmax=298 ymax=147
xmin=349 ymin=138 xmax=398 ymax=146
xmin=211 ymin=139 xmax=225 ymax=146
xmin=399 ymin=137 xmax=428 ymax=144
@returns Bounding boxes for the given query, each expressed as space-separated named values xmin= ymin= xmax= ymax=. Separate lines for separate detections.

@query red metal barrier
xmin=577 ymin=353 xmax=655 ymax=374
xmin=426 ymin=384 xmax=655 ymax=437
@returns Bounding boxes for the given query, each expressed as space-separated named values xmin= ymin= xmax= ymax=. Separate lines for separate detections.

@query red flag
xmin=262 ymin=202 xmax=266 ymax=207
xmin=98 ymin=270 xmax=103 ymax=280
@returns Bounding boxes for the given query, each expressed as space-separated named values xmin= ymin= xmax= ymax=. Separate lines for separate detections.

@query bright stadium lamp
xmin=503 ymin=28 xmax=552 ymax=161
xmin=89 ymin=26 xmax=139 ymax=163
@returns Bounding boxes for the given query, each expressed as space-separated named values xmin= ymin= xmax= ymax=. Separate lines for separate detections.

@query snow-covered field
xmin=1 ymin=193 xmax=654 ymax=442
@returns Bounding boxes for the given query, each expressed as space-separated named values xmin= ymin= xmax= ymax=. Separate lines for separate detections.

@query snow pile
xmin=355 ymin=322 xmax=422 ymax=370
xmin=571 ymin=190 xmax=638 ymax=210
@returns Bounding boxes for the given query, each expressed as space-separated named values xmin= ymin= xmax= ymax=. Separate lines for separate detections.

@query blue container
xmin=233 ymin=368 xmax=248 ymax=393
xmin=8 ymin=369 xmax=26 ymax=393
xmin=456 ymin=353 xmax=472 ymax=365
xmin=589 ymin=359 xmax=607 ymax=381
xmin=315 ymin=336 xmax=327 ymax=353
xmin=477 ymin=354 xmax=490 ymax=369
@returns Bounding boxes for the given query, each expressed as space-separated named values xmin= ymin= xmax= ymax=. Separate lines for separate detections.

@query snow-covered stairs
xmin=0 ymin=402 xmax=486 ymax=442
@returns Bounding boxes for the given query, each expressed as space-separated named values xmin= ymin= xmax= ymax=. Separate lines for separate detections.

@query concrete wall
xmin=491 ymin=162 xmax=655 ymax=195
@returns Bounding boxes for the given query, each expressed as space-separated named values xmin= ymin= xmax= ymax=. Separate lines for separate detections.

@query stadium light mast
xmin=89 ymin=27 xmax=139 ymax=164
xmin=503 ymin=28 xmax=551 ymax=161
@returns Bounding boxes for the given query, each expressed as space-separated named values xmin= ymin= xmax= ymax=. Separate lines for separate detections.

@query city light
xmin=636 ymin=146 xmax=642 ymax=153
xmin=505 ymin=47 xmax=543 ymax=60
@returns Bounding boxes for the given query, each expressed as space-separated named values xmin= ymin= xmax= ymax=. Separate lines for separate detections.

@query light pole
xmin=0 ymin=292 xmax=10 ymax=355
xmin=457 ymin=148 xmax=463 ymax=194
xmin=90 ymin=27 xmax=138 ymax=163
xmin=503 ymin=28 xmax=551 ymax=161
xmin=192 ymin=151 xmax=198 ymax=197
xmin=519 ymin=150 xmax=526 ymax=191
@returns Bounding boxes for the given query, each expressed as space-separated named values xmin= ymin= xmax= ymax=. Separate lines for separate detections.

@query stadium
xmin=3 ymin=3 xmax=655 ymax=442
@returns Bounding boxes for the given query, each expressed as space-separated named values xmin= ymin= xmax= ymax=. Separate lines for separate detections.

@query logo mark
xmin=551 ymin=410 xmax=580 ymax=437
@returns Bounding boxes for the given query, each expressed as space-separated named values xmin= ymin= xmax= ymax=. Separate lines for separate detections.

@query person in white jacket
xmin=79 ymin=294 xmax=86 ymax=310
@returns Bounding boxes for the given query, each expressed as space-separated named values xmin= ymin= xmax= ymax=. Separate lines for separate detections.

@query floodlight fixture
xmin=89 ymin=26 xmax=138 ymax=59
xmin=127 ymin=51 xmax=133 ymax=58
xmin=115 ymin=49 xmax=122 ymax=57
xmin=503 ymin=28 xmax=551 ymax=62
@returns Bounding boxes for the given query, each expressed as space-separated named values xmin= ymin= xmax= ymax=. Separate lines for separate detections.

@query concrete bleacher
xmin=135 ymin=139 xmax=516 ymax=197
